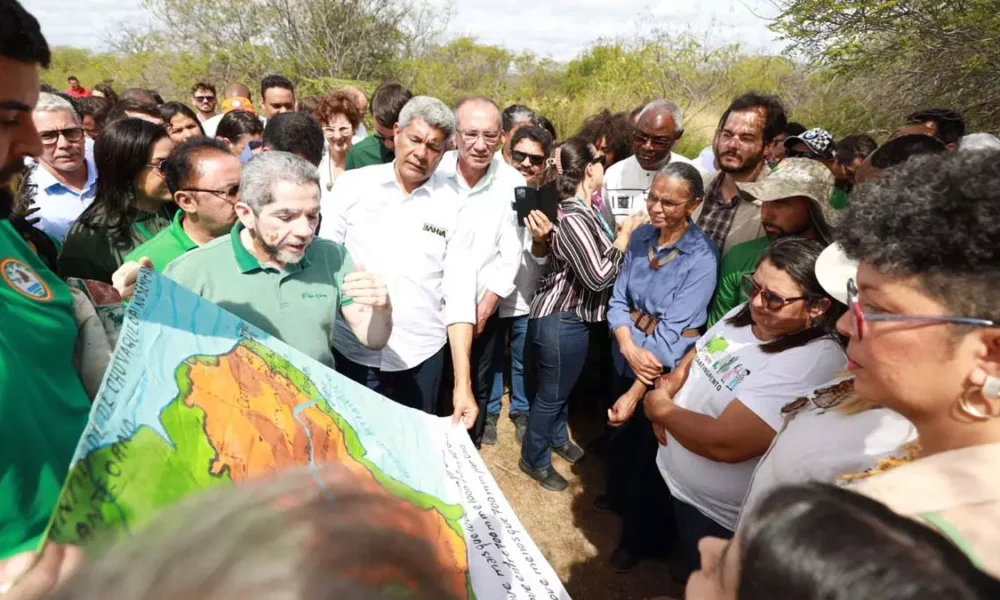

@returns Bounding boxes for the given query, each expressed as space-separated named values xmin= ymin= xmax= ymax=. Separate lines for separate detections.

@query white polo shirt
xmin=319 ymin=162 xmax=477 ymax=371
xmin=28 ymin=157 xmax=98 ymax=241
xmin=602 ymin=153 xmax=699 ymax=222
xmin=437 ymin=150 xmax=522 ymax=306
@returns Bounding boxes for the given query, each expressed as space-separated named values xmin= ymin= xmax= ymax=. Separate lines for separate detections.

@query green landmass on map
xmin=48 ymin=338 xmax=470 ymax=598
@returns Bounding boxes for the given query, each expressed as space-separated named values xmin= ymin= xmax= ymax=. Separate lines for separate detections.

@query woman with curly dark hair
xmin=576 ymin=109 xmax=633 ymax=170
xmin=828 ymin=150 xmax=1000 ymax=577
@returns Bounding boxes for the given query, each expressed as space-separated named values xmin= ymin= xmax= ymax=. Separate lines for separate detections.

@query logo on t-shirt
xmin=698 ymin=335 xmax=751 ymax=392
xmin=1 ymin=258 xmax=53 ymax=302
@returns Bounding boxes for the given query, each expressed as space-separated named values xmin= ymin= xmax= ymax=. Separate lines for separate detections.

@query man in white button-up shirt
xmin=320 ymin=96 xmax=478 ymax=429
xmin=436 ymin=97 xmax=523 ymax=446
xmin=28 ymin=93 xmax=97 ymax=241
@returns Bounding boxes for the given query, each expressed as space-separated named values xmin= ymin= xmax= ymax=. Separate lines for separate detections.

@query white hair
xmin=240 ymin=151 xmax=319 ymax=213
xmin=397 ymin=96 xmax=455 ymax=139
xmin=639 ymin=99 xmax=684 ymax=132
xmin=34 ymin=92 xmax=81 ymax=124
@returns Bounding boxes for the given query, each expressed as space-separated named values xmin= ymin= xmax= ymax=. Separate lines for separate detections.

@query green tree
xmin=772 ymin=0 xmax=1000 ymax=131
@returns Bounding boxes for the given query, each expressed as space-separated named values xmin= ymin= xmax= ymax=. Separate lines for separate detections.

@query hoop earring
xmin=958 ymin=380 xmax=1000 ymax=421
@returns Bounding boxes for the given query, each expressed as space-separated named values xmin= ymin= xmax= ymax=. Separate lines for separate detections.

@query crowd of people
xmin=3 ymin=1 xmax=1000 ymax=598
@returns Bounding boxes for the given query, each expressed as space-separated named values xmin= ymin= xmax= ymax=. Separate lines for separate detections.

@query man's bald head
xmin=223 ymin=82 xmax=251 ymax=101
xmin=341 ymin=86 xmax=367 ymax=115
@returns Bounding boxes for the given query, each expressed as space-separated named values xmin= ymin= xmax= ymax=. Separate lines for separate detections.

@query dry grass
xmin=478 ymin=401 xmax=682 ymax=600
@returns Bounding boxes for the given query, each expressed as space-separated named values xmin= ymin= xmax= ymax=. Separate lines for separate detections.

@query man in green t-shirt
xmin=125 ymin=138 xmax=241 ymax=271
xmin=345 ymin=83 xmax=412 ymax=171
xmin=707 ymin=158 xmax=836 ymax=325
xmin=0 ymin=0 xmax=88 ymax=587
xmin=163 ymin=151 xmax=393 ymax=369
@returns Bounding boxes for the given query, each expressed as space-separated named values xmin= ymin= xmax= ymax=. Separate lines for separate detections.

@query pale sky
xmin=31 ymin=0 xmax=783 ymax=61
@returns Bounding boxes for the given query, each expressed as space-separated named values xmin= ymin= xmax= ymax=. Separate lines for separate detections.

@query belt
xmin=630 ymin=308 xmax=700 ymax=338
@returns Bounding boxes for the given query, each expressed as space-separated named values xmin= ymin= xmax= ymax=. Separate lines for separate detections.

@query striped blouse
xmin=530 ymin=199 xmax=624 ymax=323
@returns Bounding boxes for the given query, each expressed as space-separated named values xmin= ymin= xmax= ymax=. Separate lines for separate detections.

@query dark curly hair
xmin=575 ymin=109 xmax=633 ymax=168
xmin=312 ymin=90 xmax=361 ymax=131
xmin=836 ymin=151 xmax=1000 ymax=322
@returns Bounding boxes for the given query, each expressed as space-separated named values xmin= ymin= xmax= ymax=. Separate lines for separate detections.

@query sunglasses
xmin=39 ymin=127 xmax=85 ymax=145
xmin=247 ymin=140 xmax=264 ymax=151
xmin=194 ymin=95 xmax=215 ymax=102
xmin=741 ymin=274 xmax=813 ymax=311
xmin=511 ymin=150 xmax=545 ymax=167
xmin=182 ymin=184 xmax=240 ymax=203
xmin=146 ymin=159 xmax=168 ymax=173
xmin=633 ymin=131 xmax=674 ymax=149
xmin=845 ymin=278 xmax=997 ymax=341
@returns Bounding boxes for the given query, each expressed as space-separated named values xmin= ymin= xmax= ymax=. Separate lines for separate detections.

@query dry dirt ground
xmin=478 ymin=401 xmax=683 ymax=600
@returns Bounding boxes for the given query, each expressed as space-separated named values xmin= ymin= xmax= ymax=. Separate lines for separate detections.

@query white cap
xmin=960 ymin=133 xmax=1000 ymax=152
xmin=815 ymin=243 xmax=858 ymax=305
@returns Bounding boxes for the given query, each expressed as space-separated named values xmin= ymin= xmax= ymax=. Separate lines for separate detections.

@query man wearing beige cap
xmin=707 ymin=157 xmax=836 ymax=325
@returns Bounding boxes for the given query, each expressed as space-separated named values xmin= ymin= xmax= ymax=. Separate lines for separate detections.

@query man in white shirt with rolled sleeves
xmin=436 ymin=96 xmax=523 ymax=447
xmin=319 ymin=95 xmax=478 ymax=430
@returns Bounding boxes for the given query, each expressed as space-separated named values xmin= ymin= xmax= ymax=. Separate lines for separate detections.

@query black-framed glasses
xmin=39 ymin=127 xmax=84 ymax=145
xmin=741 ymin=274 xmax=813 ymax=311
xmin=182 ymin=184 xmax=240 ymax=203
xmin=633 ymin=131 xmax=674 ymax=149
xmin=146 ymin=159 xmax=168 ymax=173
xmin=247 ymin=140 xmax=264 ymax=151
xmin=194 ymin=95 xmax=215 ymax=103
xmin=846 ymin=278 xmax=997 ymax=341
xmin=511 ymin=149 xmax=545 ymax=167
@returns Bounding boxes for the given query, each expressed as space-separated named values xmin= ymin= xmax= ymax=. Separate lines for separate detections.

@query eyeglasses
xmin=741 ymin=274 xmax=813 ymax=311
xmin=194 ymin=95 xmax=215 ymax=103
xmin=39 ymin=127 xmax=84 ymax=145
xmin=146 ymin=160 xmax=168 ymax=173
xmin=845 ymin=278 xmax=997 ymax=341
xmin=323 ymin=126 xmax=353 ymax=138
xmin=182 ymin=184 xmax=240 ymax=203
xmin=511 ymin=149 xmax=545 ymax=167
xmin=645 ymin=193 xmax=693 ymax=209
xmin=633 ymin=131 xmax=674 ymax=149
xmin=247 ymin=140 xmax=264 ymax=151
xmin=457 ymin=129 xmax=501 ymax=145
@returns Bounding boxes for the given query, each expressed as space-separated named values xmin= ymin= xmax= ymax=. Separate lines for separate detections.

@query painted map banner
xmin=48 ymin=269 xmax=569 ymax=600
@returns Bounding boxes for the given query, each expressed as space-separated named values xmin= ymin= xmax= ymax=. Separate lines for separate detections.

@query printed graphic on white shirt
xmin=695 ymin=334 xmax=754 ymax=393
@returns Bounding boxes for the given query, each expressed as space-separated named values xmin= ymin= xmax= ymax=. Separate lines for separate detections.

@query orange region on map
xmin=183 ymin=343 xmax=469 ymax=598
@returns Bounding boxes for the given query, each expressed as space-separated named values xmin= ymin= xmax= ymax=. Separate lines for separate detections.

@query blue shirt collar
xmin=33 ymin=156 xmax=97 ymax=195
xmin=645 ymin=219 xmax=702 ymax=255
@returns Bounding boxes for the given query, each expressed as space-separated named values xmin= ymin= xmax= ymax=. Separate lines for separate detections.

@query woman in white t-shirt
xmin=640 ymin=237 xmax=847 ymax=580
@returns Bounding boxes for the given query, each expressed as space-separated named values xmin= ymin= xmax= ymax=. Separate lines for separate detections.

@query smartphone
xmin=514 ymin=182 xmax=560 ymax=224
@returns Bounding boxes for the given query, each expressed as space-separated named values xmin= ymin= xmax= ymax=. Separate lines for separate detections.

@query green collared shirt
xmin=345 ymin=135 xmax=394 ymax=171
xmin=163 ymin=223 xmax=355 ymax=367
xmin=707 ymin=235 xmax=770 ymax=327
xmin=125 ymin=210 xmax=199 ymax=271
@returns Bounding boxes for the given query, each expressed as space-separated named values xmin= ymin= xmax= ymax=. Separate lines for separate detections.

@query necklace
xmin=647 ymin=244 xmax=680 ymax=269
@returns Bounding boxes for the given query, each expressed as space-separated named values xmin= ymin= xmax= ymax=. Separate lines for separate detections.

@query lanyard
xmin=576 ymin=197 xmax=615 ymax=241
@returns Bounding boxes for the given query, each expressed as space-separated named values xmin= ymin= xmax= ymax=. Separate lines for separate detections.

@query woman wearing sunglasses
xmin=58 ymin=119 xmax=176 ymax=283
xmin=735 ymin=243 xmax=918 ymax=529
xmin=641 ymin=237 xmax=846 ymax=580
xmin=831 ymin=151 xmax=1000 ymax=576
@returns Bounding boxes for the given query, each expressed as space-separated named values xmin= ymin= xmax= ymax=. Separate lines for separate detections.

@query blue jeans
xmin=521 ymin=312 xmax=592 ymax=470
xmin=333 ymin=346 xmax=445 ymax=415
xmin=487 ymin=315 xmax=530 ymax=417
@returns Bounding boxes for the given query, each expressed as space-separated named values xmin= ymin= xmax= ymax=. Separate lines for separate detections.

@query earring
xmin=957 ymin=377 xmax=1000 ymax=421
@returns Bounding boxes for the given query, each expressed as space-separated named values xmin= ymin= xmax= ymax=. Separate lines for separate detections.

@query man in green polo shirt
xmin=345 ymin=82 xmax=412 ymax=170
xmin=0 ymin=0 xmax=87 ymax=588
xmin=707 ymin=158 xmax=836 ymax=326
xmin=164 ymin=151 xmax=392 ymax=368
xmin=125 ymin=138 xmax=241 ymax=271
